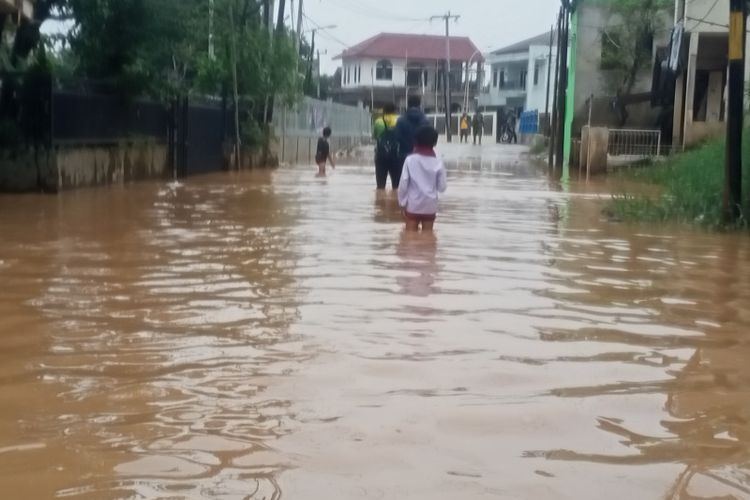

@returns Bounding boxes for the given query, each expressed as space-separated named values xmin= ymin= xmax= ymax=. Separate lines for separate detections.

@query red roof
xmin=336 ymin=33 xmax=484 ymax=63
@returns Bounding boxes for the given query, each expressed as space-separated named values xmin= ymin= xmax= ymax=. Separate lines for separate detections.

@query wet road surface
xmin=1 ymin=143 xmax=750 ymax=499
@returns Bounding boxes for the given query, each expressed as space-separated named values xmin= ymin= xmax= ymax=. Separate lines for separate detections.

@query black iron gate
xmin=174 ymin=96 xmax=228 ymax=177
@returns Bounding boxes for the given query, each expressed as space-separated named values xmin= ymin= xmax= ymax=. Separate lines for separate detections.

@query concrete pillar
xmin=706 ymin=71 xmax=723 ymax=123
xmin=683 ymin=32 xmax=699 ymax=148
xmin=673 ymin=73 xmax=685 ymax=145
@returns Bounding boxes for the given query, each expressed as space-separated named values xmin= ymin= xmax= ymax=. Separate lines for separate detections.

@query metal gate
xmin=175 ymin=97 xmax=228 ymax=177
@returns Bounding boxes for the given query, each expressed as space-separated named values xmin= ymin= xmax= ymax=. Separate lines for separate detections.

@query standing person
xmin=394 ymin=95 xmax=429 ymax=188
xmin=472 ymin=110 xmax=484 ymax=145
xmin=459 ymin=112 xmax=470 ymax=143
xmin=398 ymin=125 xmax=447 ymax=232
xmin=315 ymin=127 xmax=335 ymax=176
xmin=506 ymin=111 xmax=518 ymax=144
xmin=372 ymin=103 xmax=401 ymax=189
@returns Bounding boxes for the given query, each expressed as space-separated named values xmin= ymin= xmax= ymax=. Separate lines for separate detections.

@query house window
xmin=357 ymin=65 xmax=361 ymax=83
xmin=376 ymin=59 xmax=393 ymax=81
xmin=601 ymin=32 xmax=621 ymax=70
xmin=520 ymin=70 xmax=527 ymax=88
xmin=499 ymin=70 xmax=506 ymax=89
xmin=492 ymin=70 xmax=498 ymax=88
xmin=533 ymin=63 xmax=540 ymax=85
xmin=406 ymin=64 xmax=425 ymax=86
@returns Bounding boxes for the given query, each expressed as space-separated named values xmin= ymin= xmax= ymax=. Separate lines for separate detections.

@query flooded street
xmin=2 ymin=143 xmax=750 ymax=499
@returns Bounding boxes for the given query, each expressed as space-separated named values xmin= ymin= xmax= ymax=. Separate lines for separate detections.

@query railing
xmin=274 ymin=96 xmax=371 ymax=139
xmin=608 ymin=129 xmax=662 ymax=159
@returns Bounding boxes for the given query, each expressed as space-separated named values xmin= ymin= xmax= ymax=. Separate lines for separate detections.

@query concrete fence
xmin=273 ymin=97 xmax=372 ymax=165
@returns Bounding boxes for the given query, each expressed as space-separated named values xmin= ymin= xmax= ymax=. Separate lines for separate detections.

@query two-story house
xmin=332 ymin=32 xmax=484 ymax=112
xmin=672 ymin=0 xmax=750 ymax=147
xmin=478 ymin=31 xmax=557 ymax=116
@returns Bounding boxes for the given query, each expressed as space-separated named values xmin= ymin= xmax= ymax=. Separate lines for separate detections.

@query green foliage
xmin=1 ymin=0 xmax=303 ymax=150
xmin=600 ymin=0 xmax=671 ymax=95
xmin=609 ymin=132 xmax=750 ymax=230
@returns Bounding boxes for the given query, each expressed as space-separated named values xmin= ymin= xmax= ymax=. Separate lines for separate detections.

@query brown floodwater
xmin=1 ymin=143 xmax=750 ymax=499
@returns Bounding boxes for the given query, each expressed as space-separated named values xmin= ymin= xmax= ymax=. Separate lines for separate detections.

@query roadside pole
xmin=555 ymin=7 xmax=569 ymax=178
xmin=431 ymin=12 xmax=460 ymax=142
xmin=544 ymin=26 xmax=554 ymax=135
xmin=725 ymin=0 xmax=746 ymax=223
xmin=549 ymin=9 xmax=563 ymax=173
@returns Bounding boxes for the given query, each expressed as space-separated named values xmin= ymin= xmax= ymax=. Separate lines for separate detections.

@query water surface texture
xmin=1 ymin=143 xmax=750 ymax=499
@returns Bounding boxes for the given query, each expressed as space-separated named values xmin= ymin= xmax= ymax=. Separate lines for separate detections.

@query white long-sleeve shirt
xmin=398 ymin=153 xmax=447 ymax=215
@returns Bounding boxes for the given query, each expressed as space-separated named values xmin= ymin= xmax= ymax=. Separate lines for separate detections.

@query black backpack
xmin=376 ymin=120 xmax=401 ymax=165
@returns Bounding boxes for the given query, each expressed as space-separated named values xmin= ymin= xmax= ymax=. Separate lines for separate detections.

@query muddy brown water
xmin=1 ymin=143 xmax=750 ymax=499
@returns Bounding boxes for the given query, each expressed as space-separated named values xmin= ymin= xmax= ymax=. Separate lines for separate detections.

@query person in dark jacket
xmin=394 ymin=95 xmax=429 ymax=188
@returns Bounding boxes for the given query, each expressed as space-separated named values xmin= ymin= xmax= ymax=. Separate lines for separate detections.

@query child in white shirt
xmin=397 ymin=125 xmax=447 ymax=232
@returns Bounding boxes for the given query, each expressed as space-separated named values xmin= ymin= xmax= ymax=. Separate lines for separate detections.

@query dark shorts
xmin=316 ymin=154 xmax=328 ymax=164
xmin=404 ymin=211 xmax=437 ymax=223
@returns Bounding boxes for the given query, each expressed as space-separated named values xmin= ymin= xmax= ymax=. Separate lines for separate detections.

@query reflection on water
xmin=1 ymin=144 xmax=750 ymax=499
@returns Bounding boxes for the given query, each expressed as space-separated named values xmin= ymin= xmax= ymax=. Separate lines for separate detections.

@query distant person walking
xmin=315 ymin=126 xmax=335 ymax=176
xmin=459 ymin=112 xmax=470 ymax=143
xmin=373 ymin=103 xmax=401 ymax=190
xmin=398 ymin=125 xmax=447 ymax=232
xmin=394 ymin=95 xmax=429 ymax=188
xmin=472 ymin=110 xmax=484 ymax=145
xmin=506 ymin=111 xmax=518 ymax=144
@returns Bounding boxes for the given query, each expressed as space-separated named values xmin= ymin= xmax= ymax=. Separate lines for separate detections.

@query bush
xmin=609 ymin=131 xmax=750 ymax=230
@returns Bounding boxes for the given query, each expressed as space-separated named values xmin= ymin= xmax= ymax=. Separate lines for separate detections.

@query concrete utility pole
xmin=431 ymin=11 xmax=460 ymax=142
xmin=725 ymin=0 xmax=747 ymax=223
xmin=544 ymin=26 xmax=555 ymax=135
xmin=549 ymin=8 xmax=563 ymax=173
xmin=208 ymin=0 xmax=215 ymax=60
xmin=295 ymin=0 xmax=304 ymax=57
xmin=555 ymin=6 xmax=570 ymax=178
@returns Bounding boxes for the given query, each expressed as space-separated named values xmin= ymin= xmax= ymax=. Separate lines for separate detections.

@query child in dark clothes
xmin=316 ymin=127 xmax=335 ymax=176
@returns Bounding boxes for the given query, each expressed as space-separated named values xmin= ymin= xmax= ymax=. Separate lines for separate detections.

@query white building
xmin=672 ymin=0 xmax=750 ymax=147
xmin=333 ymin=32 xmax=484 ymax=113
xmin=478 ymin=31 xmax=557 ymax=115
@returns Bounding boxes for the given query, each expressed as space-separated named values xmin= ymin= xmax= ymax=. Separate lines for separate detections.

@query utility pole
xmin=295 ymin=0 xmax=304 ymax=58
xmin=555 ymin=7 xmax=570 ymax=178
xmin=276 ymin=0 xmax=286 ymax=33
xmin=431 ymin=11 xmax=460 ymax=142
xmin=229 ymin=2 xmax=241 ymax=169
xmin=544 ymin=26 xmax=554 ymax=135
xmin=208 ymin=0 xmax=215 ymax=60
xmin=549 ymin=9 xmax=563 ymax=172
xmin=725 ymin=0 xmax=746 ymax=223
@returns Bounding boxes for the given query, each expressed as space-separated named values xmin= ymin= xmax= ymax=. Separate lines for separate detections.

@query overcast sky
xmin=301 ymin=0 xmax=561 ymax=74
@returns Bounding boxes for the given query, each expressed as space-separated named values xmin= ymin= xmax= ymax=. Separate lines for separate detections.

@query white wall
xmin=341 ymin=57 xmax=407 ymax=89
xmin=525 ymin=44 xmax=556 ymax=112
xmin=479 ymin=45 xmax=556 ymax=111
xmin=684 ymin=0 xmax=729 ymax=33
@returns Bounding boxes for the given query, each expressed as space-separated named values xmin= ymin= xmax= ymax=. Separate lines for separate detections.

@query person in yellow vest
xmin=459 ymin=112 xmax=470 ymax=143
xmin=373 ymin=103 xmax=401 ymax=189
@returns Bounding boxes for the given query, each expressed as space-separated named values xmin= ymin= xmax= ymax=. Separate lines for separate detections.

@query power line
xmin=325 ymin=0 xmax=430 ymax=23
xmin=303 ymin=12 xmax=349 ymax=48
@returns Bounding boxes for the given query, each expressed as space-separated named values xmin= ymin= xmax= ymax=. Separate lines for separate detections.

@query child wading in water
xmin=316 ymin=127 xmax=335 ymax=176
xmin=397 ymin=125 xmax=447 ymax=232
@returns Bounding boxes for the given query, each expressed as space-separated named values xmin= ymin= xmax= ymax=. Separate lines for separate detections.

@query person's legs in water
xmin=422 ymin=220 xmax=435 ymax=231
xmin=405 ymin=219 xmax=420 ymax=231
xmin=389 ymin=158 xmax=404 ymax=189
xmin=375 ymin=159 xmax=388 ymax=189
xmin=317 ymin=160 xmax=326 ymax=176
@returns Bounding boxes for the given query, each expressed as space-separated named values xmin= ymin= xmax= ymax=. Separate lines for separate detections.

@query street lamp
xmin=463 ymin=48 xmax=486 ymax=111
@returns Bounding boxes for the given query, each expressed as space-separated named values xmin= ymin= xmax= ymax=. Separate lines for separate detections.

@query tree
xmin=0 ymin=0 xmax=68 ymax=122
xmin=599 ymin=0 xmax=671 ymax=97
